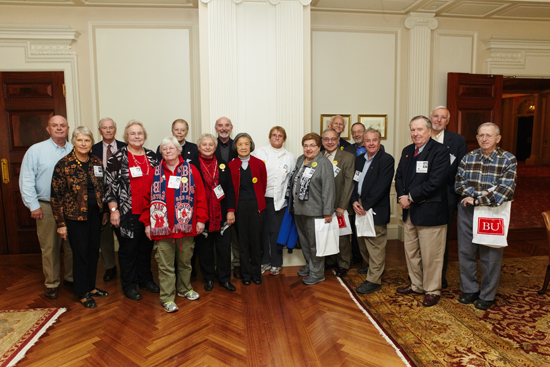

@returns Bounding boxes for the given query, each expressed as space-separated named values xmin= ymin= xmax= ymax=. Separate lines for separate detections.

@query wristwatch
xmin=110 ymin=207 xmax=118 ymax=212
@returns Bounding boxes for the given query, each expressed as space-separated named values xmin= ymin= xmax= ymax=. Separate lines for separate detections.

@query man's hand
xmin=324 ymin=214 xmax=333 ymax=223
xmin=335 ymin=208 xmax=345 ymax=217
xmin=461 ymin=197 xmax=475 ymax=206
xmin=31 ymin=208 xmax=43 ymax=220
xmin=227 ymin=212 xmax=235 ymax=226
xmin=398 ymin=195 xmax=410 ymax=210
xmin=352 ymin=201 xmax=366 ymax=216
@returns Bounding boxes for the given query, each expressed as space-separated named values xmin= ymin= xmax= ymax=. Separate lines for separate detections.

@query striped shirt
xmin=454 ymin=147 xmax=517 ymax=207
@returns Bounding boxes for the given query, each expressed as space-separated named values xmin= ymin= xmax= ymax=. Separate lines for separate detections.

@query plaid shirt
xmin=455 ymin=147 xmax=517 ymax=207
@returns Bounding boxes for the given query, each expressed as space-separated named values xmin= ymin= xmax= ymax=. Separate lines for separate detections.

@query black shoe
xmin=357 ymin=266 xmax=369 ymax=274
xmin=252 ymin=278 xmax=262 ymax=285
xmin=103 ymin=267 xmax=117 ymax=282
xmin=475 ymin=299 xmax=495 ymax=311
xmin=44 ymin=287 xmax=58 ymax=299
xmin=242 ymin=279 xmax=251 ymax=286
xmin=139 ymin=281 xmax=160 ymax=293
xmin=233 ymin=266 xmax=242 ymax=279
xmin=204 ymin=281 xmax=214 ymax=291
xmin=356 ymin=281 xmax=382 ymax=294
xmin=335 ymin=267 xmax=348 ymax=277
xmin=124 ymin=288 xmax=142 ymax=301
xmin=64 ymin=280 xmax=74 ymax=287
xmin=80 ymin=294 xmax=97 ymax=309
xmin=458 ymin=291 xmax=480 ymax=304
xmin=220 ymin=282 xmax=236 ymax=291
xmin=442 ymin=278 xmax=449 ymax=289
xmin=89 ymin=288 xmax=109 ymax=297
xmin=351 ymin=257 xmax=363 ymax=266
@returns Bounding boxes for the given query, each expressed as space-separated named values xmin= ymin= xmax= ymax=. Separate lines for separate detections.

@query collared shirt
xmin=432 ymin=130 xmax=445 ymax=144
xmin=356 ymin=145 xmax=366 ymax=157
xmin=218 ymin=139 xmax=230 ymax=163
xmin=455 ymin=147 xmax=517 ymax=206
xmin=19 ymin=138 xmax=74 ymax=211
xmin=324 ymin=149 xmax=337 ymax=163
xmin=358 ymin=151 xmax=377 ymax=196
xmin=102 ymin=140 xmax=118 ymax=169
xmin=416 ymin=140 xmax=428 ymax=155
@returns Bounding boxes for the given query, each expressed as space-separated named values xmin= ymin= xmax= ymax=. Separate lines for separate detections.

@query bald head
xmin=215 ymin=116 xmax=233 ymax=142
xmin=46 ymin=115 xmax=70 ymax=145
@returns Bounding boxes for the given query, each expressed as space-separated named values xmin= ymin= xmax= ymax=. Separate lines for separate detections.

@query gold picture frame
xmin=358 ymin=114 xmax=388 ymax=140
xmin=320 ymin=114 xmax=352 ymax=139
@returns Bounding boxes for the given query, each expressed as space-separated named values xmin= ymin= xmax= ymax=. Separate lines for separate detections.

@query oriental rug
xmin=0 ymin=308 xmax=66 ymax=367
xmin=339 ymin=256 xmax=550 ymax=367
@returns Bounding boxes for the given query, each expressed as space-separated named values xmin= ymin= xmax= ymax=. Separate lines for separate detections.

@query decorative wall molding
xmin=404 ymin=12 xmax=438 ymax=30
xmin=484 ymin=37 xmax=550 ymax=75
xmin=0 ymin=25 xmax=81 ymax=125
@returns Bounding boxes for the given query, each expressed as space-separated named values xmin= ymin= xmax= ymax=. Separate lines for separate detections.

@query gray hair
xmin=429 ymin=106 xmax=450 ymax=120
xmin=197 ymin=133 xmax=218 ymax=149
xmin=98 ymin=117 xmax=116 ymax=129
xmin=409 ymin=115 xmax=432 ymax=130
xmin=233 ymin=132 xmax=255 ymax=152
xmin=477 ymin=122 xmax=500 ymax=136
xmin=159 ymin=136 xmax=182 ymax=153
xmin=364 ymin=127 xmax=381 ymax=139
xmin=331 ymin=115 xmax=346 ymax=126
xmin=71 ymin=126 xmax=95 ymax=145
xmin=322 ymin=128 xmax=338 ymax=137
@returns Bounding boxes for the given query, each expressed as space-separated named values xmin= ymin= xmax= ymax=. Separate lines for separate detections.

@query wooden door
xmin=0 ymin=72 xmax=66 ymax=254
xmin=446 ymin=73 xmax=503 ymax=152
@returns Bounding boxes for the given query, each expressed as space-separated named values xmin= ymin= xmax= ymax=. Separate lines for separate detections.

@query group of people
xmin=19 ymin=106 xmax=516 ymax=313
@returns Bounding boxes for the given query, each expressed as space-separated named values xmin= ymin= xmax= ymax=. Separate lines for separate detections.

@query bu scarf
xmin=150 ymin=161 xmax=195 ymax=236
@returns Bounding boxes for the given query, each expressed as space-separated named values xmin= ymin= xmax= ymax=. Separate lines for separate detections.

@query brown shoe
xmin=422 ymin=294 xmax=440 ymax=307
xmin=396 ymin=284 xmax=422 ymax=295
xmin=335 ymin=267 xmax=348 ymax=277
xmin=45 ymin=287 xmax=58 ymax=299
xmin=233 ymin=266 xmax=242 ymax=279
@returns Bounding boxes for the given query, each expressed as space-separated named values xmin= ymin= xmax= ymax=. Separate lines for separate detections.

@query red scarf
xmin=199 ymin=156 xmax=222 ymax=232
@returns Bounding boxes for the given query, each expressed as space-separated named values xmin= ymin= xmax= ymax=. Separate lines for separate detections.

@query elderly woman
xmin=289 ymin=132 xmax=335 ymax=285
xmin=228 ymin=133 xmax=267 ymax=285
xmin=193 ymin=133 xmax=236 ymax=292
xmin=105 ymin=120 xmax=159 ymax=301
xmin=254 ymin=126 xmax=295 ymax=276
xmin=156 ymin=119 xmax=199 ymax=163
xmin=51 ymin=126 xmax=109 ymax=308
xmin=140 ymin=136 xmax=208 ymax=312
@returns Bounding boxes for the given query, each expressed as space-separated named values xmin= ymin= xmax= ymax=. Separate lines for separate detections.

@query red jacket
xmin=140 ymin=156 xmax=208 ymax=240
xmin=228 ymin=156 xmax=267 ymax=212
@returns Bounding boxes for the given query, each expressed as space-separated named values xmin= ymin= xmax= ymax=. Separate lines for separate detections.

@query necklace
xmin=130 ymin=151 xmax=150 ymax=176
xmin=200 ymin=157 xmax=218 ymax=184
xmin=74 ymin=151 xmax=89 ymax=167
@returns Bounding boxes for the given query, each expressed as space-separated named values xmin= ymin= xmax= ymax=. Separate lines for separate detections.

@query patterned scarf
xmin=149 ymin=160 xmax=195 ymax=236
xmin=286 ymin=157 xmax=316 ymax=201
xmin=199 ymin=156 xmax=222 ymax=232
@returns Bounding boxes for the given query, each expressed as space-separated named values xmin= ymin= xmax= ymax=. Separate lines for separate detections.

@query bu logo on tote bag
xmin=477 ymin=218 xmax=505 ymax=236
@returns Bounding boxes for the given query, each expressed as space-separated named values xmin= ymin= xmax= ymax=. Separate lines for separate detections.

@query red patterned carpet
xmin=510 ymin=163 xmax=550 ymax=229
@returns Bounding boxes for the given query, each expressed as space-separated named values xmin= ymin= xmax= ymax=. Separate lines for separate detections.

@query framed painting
xmin=358 ymin=114 xmax=388 ymax=140
xmin=320 ymin=114 xmax=351 ymax=139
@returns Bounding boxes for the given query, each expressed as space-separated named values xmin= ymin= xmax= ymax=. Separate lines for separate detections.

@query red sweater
xmin=140 ymin=156 xmax=208 ymax=240
xmin=228 ymin=156 xmax=267 ymax=212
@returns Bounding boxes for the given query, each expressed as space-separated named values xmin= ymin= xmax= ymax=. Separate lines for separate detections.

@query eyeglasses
xmin=129 ymin=132 xmax=144 ymax=136
xmin=100 ymin=126 xmax=115 ymax=131
xmin=303 ymin=144 xmax=317 ymax=149
xmin=161 ymin=146 xmax=177 ymax=152
xmin=477 ymin=134 xmax=496 ymax=139
xmin=172 ymin=129 xmax=187 ymax=133
xmin=322 ymin=138 xmax=338 ymax=142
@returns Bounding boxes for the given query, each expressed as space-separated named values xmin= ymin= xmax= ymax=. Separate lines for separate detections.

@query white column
xmin=404 ymin=13 xmax=438 ymax=119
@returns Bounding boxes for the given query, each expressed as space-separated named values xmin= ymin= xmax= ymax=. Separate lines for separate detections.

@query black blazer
xmin=156 ymin=141 xmax=199 ymax=163
xmin=442 ymin=130 xmax=467 ymax=189
xmin=214 ymin=137 xmax=238 ymax=163
xmin=190 ymin=157 xmax=235 ymax=222
xmin=394 ymin=139 xmax=449 ymax=226
xmin=344 ymin=143 xmax=362 ymax=157
xmin=350 ymin=145 xmax=394 ymax=225
xmin=91 ymin=140 xmax=127 ymax=163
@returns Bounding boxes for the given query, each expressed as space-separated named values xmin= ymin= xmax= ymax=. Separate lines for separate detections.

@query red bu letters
xmin=477 ymin=218 xmax=505 ymax=236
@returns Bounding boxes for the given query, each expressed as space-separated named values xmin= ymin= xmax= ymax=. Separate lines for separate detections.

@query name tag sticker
xmin=450 ymin=153 xmax=456 ymax=165
xmin=213 ymin=185 xmax=225 ymax=200
xmin=168 ymin=176 xmax=181 ymax=189
xmin=332 ymin=164 xmax=341 ymax=177
xmin=93 ymin=166 xmax=103 ymax=177
xmin=353 ymin=170 xmax=361 ymax=182
xmin=416 ymin=161 xmax=428 ymax=173
xmin=278 ymin=162 xmax=289 ymax=173
xmin=130 ymin=166 xmax=143 ymax=178
xmin=303 ymin=167 xmax=314 ymax=179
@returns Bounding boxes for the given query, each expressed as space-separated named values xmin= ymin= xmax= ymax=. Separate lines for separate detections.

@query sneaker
xmin=297 ymin=268 xmax=309 ymax=277
xmin=261 ymin=264 xmax=271 ymax=274
xmin=163 ymin=301 xmax=179 ymax=313
xmin=302 ymin=276 xmax=325 ymax=285
xmin=178 ymin=290 xmax=200 ymax=301
xmin=270 ymin=266 xmax=282 ymax=275
xmin=356 ymin=281 xmax=382 ymax=294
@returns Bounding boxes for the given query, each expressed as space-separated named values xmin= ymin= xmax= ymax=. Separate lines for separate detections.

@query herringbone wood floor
xmin=1 ymin=229 xmax=547 ymax=367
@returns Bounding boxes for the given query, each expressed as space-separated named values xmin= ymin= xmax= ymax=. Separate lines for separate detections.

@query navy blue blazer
xmin=394 ymin=138 xmax=449 ymax=226
xmin=442 ymin=130 xmax=467 ymax=189
xmin=214 ymin=137 xmax=238 ymax=163
xmin=156 ymin=141 xmax=199 ymax=163
xmin=91 ymin=139 xmax=127 ymax=163
xmin=350 ymin=145 xmax=394 ymax=225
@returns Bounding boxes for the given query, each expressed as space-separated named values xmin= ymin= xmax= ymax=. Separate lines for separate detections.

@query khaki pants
xmin=404 ymin=217 xmax=446 ymax=295
xmin=357 ymin=224 xmax=387 ymax=285
xmin=37 ymin=201 xmax=73 ymax=288
xmin=155 ymin=237 xmax=194 ymax=304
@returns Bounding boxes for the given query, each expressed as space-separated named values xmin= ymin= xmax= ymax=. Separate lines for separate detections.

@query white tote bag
xmin=337 ymin=210 xmax=352 ymax=236
xmin=315 ymin=214 xmax=340 ymax=256
xmin=355 ymin=209 xmax=376 ymax=237
xmin=472 ymin=201 xmax=512 ymax=248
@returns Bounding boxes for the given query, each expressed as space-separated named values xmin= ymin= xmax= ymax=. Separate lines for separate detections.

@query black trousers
xmin=66 ymin=202 xmax=101 ymax=299
xmin=196 ymin=226 xmax=232 ymax=283
xmin=115 ymin=214 xmax=154 ymax=292
xmin=442 ymin=191 xmax=458 ymax=283
xmin=236 ymin=200 xmax=264 ymax=281
xmin=261 ymin=198 xmax=285 ymax=268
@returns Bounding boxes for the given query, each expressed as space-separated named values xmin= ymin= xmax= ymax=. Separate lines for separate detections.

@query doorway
xmin=0 ymin=71 xmax=66 ymax=254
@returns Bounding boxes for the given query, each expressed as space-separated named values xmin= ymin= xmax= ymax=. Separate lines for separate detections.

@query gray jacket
xmin=290 ymin=152 xmax=335 ymax=217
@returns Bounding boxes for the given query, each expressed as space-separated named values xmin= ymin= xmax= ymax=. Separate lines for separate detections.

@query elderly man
xmin=214 ymin=116 xmax=240 ymax=278
xmin=322 ymin=128 xmax=355 ymax=277
xmin=394 ymin=116 xmax=449 ymax=307
xmin=20 ymin=115 xmax=74 ymax=299
xmin=455 ymin=122 xmax=517 ymax=310
xmin=91 ymin=117 xmax=127 ymax=282
xmin=328 ymin=115 xmax=351 ymax=148
xmin=430 ymin=106 xmax=467 ymax=288
xmin=351 ymin=128 xmax=394 ymax=294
